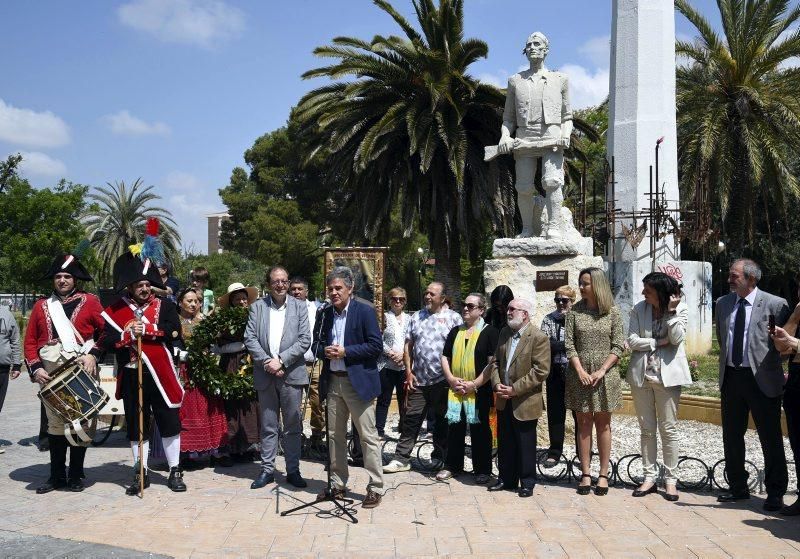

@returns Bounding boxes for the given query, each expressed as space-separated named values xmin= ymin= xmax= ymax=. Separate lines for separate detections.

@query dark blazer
xmin=715 ymin=289 xmax=790 ymax=398
xmin=316 ymin=298 xmax=383 ymax=402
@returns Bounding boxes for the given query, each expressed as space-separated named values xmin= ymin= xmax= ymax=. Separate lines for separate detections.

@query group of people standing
xmin=4 ymin=249 xmax=800 ymax=516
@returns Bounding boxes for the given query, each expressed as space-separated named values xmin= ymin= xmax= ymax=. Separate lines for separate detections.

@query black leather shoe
xmin=167 ymin=467 xmax=187 ymax=492
xmin=780 ymin=497 xmax=800 ymax=516
xmin=487 ymin=481 xmax=505 ymax=492
xmin=125 ymin=471 xmax=151 ymax=496
xmin=36 ymin=478 xmax=66 ymax=494
xmin=518 ymin=486 xmax=533 ymax=498
xmin=67 ymin=478 xmax=85 ymax=492
xmin=286 ymin=472 xmax=307 ymax=488
xmin=717 ymin=491 xmax=750 ymax=502
xmin=764 ymin=495 xmax=784 ymax=511
xmin=250 ymin=471 xmax=274 ymax=489
xmin=632 ymin=483 xmax=658 ymax=497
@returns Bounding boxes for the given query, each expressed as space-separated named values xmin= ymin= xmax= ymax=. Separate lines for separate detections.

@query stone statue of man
xmin=499 ymin=32 xmax=573 ymax=239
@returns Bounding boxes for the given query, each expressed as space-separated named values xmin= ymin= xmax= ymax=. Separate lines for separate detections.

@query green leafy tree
xmin=0 ymin=158 xmax=88 ymax=297
xmin=676 ymin=0 xmax=800 ymax=256
xmin=174 ymin=251 xmax=265 ymax=297
xmin=82 ymin=178 xmax=181 ymax=286
xmin=295 ymin=0 xmax=514 ymax=298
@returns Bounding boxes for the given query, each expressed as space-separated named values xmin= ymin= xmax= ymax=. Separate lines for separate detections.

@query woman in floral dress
xmin=565 ymin=267 xmax=625 ymax=496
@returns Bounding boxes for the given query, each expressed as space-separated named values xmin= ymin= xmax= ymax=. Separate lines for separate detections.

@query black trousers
xmin=445 ymin=388 xmax=493 ymax=475
xmin=0 ymin=371 xmax=8 ymax=414
xmin=39 ymin=403 xmax=49 ymax=442
xmin=376 ymin=367 xmax=406 ymax=435
xmin=783 ymin=370 xmax=800 ymax=482
xmin=721 ymin=367 xmax=787 ymax=497
xmin=545 ymin=363 xmax=579 ymax=458
xmin=122 ymin=371 xmax=181 ymax=441
xmin=395 ymin=380 xmax=448 ymax=460
xmin=497 ymin=406 xmax=538 ymax=489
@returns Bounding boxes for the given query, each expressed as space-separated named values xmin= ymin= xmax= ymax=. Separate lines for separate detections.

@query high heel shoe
xmin=594 ymin=474 xmax=609 ymax=496
xmin=577 ymin=474 xmax=593 ymax=495
xmin=632 ymin=482 xmax=658 ymax=497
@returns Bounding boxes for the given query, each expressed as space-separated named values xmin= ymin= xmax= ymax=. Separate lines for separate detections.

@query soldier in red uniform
xmin=24 ymin=253 xmax=105 ymax=494
xmin=102 ymin=249 xmax=186 ymax=494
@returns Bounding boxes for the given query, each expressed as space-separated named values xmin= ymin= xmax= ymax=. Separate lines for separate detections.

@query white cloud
xmin=477 ymin=71 xmax=507 ymax=88
xmin=163 ymin=170 xmax=202 ymax=191
xmin=559 ymin=65 xmax=610 ymax=109
xmin=167 ymin=193 xmax=224 ymax=253
xmin=578 ymin=35 xmax=611 ymax=68
xmin=118 ymin=0 xmax=245 ymax=48
xmin=0 ymin=99 xmax=70 ymax=148
xmin=16 ymin=151 xmax=67 ymax=178
xmin=104 ymin=110 xmax=171 ymax=136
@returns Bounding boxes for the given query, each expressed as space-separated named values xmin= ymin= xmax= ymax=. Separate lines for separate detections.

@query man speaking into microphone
xmin=315 ymin=266 xmax=384 ymax=509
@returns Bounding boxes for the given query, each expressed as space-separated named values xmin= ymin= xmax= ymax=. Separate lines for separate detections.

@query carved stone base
xmin=484 ymin=237 xmax=602 ymax=330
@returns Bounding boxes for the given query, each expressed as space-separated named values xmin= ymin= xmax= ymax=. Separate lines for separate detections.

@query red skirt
xmin=179 ymin=364 xmax=228 ymax=452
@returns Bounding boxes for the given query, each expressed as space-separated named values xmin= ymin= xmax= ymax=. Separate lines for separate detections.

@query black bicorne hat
xmin=41 ymin=254 xmax=93 ymax=282
xmin=112 ymin=251 xmax=165 ymax=292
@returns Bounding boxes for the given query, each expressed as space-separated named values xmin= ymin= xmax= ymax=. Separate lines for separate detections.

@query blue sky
xmin=1 ymin=0 xmax=720 ymax=252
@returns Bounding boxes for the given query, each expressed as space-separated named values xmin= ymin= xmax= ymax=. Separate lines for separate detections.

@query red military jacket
xmin=23 ymin=291 xmax=106 ymax=374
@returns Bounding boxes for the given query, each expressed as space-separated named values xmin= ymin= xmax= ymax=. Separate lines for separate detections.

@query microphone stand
xmin=281 ymin=303 xmax=357 ymax=523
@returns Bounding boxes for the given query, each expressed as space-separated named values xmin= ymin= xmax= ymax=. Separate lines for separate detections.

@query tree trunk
xmin=431 ymin=224 xmax=462 ymax=303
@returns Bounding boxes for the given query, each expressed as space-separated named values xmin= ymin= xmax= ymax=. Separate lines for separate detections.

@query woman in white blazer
xmin=627 ymin=272 xmax=692 ymax=502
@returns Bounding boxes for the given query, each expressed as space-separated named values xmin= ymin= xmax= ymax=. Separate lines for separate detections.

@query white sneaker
xmin=0 ymin=447 xmax=5 ymax=454
xmin=383 ymin=459 xmax=411 ymax=473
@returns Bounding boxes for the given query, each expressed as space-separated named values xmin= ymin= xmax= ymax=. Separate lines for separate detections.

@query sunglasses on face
xmin=390 ymin=297 xmax=406 ymax=303
xmin=554 ymin=297 xmax=571 ymax=304
xmin=463 ymin=303 xmax=483 ymax=311
xmin=507 ymin=306 xmax=527 ymax=314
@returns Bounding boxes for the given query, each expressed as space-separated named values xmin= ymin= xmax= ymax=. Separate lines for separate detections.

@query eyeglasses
xmin=506 ymin=306 xmax=528 ymax=314
xmin=463 ymin=303 xmax=483 ymax=311
xmin=390 ymin=297 xmax=406 ymax=302
xmin=270 ymin=279 xmax=289 ymax=285
xmin=554 ymin=297 xmax=571 ymax=304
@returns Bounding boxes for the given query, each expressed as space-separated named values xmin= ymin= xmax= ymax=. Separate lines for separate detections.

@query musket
xmin=484 ymin=138 xmax=562 ymax=162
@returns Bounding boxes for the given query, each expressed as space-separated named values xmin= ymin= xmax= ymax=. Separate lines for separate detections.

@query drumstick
xmin=135 ymin=313 xmax=144 ymax=499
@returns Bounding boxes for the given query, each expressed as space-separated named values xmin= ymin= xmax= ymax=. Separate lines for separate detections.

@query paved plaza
xmin=2 ymin=378 xmax=800 ymax=558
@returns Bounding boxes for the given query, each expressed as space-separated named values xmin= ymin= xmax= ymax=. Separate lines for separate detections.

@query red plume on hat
xmin=141 ymin=217 xmax=165 ymax=275
xmin=112 ymin=217 xmax=166 ymax=291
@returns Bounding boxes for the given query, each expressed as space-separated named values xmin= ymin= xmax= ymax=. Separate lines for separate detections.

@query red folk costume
xmin=101 ymin=295 xmax=184 ymax=407
xmin=24 ymin=292 xmax=106 ymax=375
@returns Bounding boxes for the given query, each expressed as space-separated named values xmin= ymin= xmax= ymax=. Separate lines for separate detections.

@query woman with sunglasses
xmin=627 ymin=272 xmax=690 ymax=502
xmin=376 ymin=287 xmax=411 ymax=438
xmin=437 ymin=293 xmax=499 ymax=483
xmin=540 ymin=285 xmax=579 ymax=468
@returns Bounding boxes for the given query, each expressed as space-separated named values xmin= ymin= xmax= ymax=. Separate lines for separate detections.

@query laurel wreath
xmin=186 ymin=306 xmax=255 ymax=399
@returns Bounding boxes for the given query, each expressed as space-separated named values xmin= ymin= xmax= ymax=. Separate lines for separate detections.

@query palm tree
xmin=676 ymin=0 xmax=800 ymax=255
xmin=83 ymin=178 xmax=180 ymax=285
xmin=295 ymin=0 xmax=514 ymax=296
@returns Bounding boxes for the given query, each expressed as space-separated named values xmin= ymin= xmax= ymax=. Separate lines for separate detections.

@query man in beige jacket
xmin=489 ymin=298 xmax=550 ymax=497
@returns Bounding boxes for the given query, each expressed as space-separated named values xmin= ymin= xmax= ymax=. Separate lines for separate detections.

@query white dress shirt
xmin=268 ymin=297 xmax=287 ymax=359
xmin=330 ymin=301 xmax=350 ymax=372
xmin=303 ymin=299 xmax=317 ymax=363
xmin=505 ymin=322 xmax=530 ymax=385
xmin=727 ymin=287 xmax=758 ymax=368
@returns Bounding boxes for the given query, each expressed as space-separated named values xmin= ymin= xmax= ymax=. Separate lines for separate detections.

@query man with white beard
xmin=488 ymin=298 xmax=550 ymax=497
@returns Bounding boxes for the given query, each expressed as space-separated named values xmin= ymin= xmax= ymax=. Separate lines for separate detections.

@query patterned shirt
xmin=407 ymin=308 xmax=463 ymax=386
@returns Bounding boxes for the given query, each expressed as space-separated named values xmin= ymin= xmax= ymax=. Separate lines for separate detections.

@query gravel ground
xmin=356 ymin=410 xmax=797 ymax=493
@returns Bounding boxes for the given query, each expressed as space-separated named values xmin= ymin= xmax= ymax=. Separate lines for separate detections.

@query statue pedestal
xmin=484 ymin=237 xmax=603 ymax=329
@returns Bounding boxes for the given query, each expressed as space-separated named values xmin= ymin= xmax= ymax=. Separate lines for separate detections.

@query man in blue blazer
xmin=315 ymin=266 xmax=384 ymax=508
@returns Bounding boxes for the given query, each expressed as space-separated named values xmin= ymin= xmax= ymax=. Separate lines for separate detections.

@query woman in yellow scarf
xmin=437 ymin=293 xmax=499 ymax=483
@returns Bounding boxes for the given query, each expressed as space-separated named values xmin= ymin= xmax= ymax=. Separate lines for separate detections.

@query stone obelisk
xmin=607 ymin=0 xmax=712 ymax=353
xmin=608 ymin=0 xmax=680 ymax=262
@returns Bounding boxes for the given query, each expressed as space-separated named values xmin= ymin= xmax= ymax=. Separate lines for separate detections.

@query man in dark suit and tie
xmin=716 ymin=258 xmax=789 ymax=510
xmin=315 ymin=266 xmax=384 ymax=508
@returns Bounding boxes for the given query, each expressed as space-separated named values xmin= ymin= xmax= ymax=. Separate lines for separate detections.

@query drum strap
xmin=65 ymin=419 xmax=94 ymax=446
xmin=46 ymin=296 xmax=95 ymax=355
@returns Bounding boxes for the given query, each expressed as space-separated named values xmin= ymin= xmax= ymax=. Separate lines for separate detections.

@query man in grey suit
xmin=715 ymin=258 xmax=789 ymax=510
xmin=244 ymin=265 xmax=310 ymax=489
